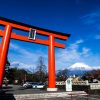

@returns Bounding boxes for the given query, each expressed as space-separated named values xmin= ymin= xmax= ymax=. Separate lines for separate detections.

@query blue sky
xmin=0 ymin=0 xmax=100 ymax=70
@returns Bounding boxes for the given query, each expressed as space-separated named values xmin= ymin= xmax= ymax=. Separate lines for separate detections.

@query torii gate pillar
xmin=0 ymin=25 xmax=12 ymax=88
xmin=47 ymin=35 xmax=57 ymax=91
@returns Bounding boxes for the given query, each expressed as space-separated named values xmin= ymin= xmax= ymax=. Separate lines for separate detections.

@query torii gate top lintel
xmin=0 ymin=16 xmax=70 ymax=37
xmin=0 ymin=16 xmax=70 ymax=48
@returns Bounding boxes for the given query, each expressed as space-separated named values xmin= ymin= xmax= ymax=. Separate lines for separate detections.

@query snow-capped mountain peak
xmin=68 ymin=62 xmax=92 ymax=71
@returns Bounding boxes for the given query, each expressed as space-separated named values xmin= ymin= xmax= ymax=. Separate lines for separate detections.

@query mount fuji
xmin=68 ymin=62 xmax=93 ymax=76
xmin=68 ymin=62 xmax=92 ymax=71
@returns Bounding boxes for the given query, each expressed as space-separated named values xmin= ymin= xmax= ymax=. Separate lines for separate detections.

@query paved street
xmin=36 ymin=96 xmax=100 ymax=100
xmin=0 ymin=85 xmax=100 ymax=100
xmin=1 ymin=95 xmax=100 ymax=100
xmin=2 ymin=85 xmax=47 ymax=94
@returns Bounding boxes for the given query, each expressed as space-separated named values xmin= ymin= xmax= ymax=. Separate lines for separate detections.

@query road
xmin=1 ymin=85 xmax=100 ymax=100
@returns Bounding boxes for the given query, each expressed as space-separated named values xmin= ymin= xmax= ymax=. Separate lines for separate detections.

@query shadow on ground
xmin=0 ymin=88 xmax=16 ymax=100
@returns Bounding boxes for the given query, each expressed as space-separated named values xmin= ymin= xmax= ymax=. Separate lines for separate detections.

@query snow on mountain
xmin=68 ymin=62 xmax=92 ymax=71
xmin=67 ymin=62 xmax=93 ymax=76
xmin=93 ymin=66 xmax=100 ymax=70
xmin=10 ymin=61 xmax=35 ymax=71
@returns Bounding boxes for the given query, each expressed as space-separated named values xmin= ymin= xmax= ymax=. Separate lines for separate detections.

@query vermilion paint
xmin=0 ymin=25 xmax=12 ymax=88
xmin=0 ymin=17 xmax=70 ymax=89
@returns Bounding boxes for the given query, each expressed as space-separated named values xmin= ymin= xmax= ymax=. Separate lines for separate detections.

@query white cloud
xmin=9 ymin=42 xmax=48 ymax=69
xmin=56 ymin=39 xmax=91 ymax=69
xmin=80 ymin=11 xmax=100 ymax=30
xmin=10 ymin=43 xmax=19 ymax=50
xmin=10 ymin=40 xmax=86 ymax=70
xmin=75 ymin=39 xmax=84 ymax=44
xmin=69 ymin=39 xmax=84 ymax=50
xmin=80 ymin=11 xmax=100 ymax=24
xmin=95 ymin=35 xmax=100 ymax=39
xmin=10 ymin=42 xmax=48 ymax=59
xmin=10 ymin=43 xmax=34 ymax=57
xmin=81 ymin=47 xmax=90 ymax=57
xmin=9 ymin=39 xmax=100 ymax=70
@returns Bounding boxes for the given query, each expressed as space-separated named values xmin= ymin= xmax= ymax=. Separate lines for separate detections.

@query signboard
xmin=66 ymin=78 xmax=72 ymax=91
xmin=29 ymin=28 xmax=36 ymax=40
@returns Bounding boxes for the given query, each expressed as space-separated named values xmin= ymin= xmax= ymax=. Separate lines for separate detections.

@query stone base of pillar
xmin=47 ymin=88 xmax=58 ymax=91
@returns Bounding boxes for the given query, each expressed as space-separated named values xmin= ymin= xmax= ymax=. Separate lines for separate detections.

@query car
xmin=22 ymin=82 xmax=33 ymax=88
xmin=32 ymin=82 xmax=45 ymax=89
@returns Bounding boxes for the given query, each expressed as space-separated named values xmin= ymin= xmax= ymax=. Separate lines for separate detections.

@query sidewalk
xmin=14 ymin=91 xmax=87 ymax=100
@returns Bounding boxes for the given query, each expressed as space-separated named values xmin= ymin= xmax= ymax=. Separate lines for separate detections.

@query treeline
xmin=82 ymin=70 xmax=100 ymax=82
xmin=5 ymin=56 xmax=47 ymax=84
xmin=5 ymin=68 xmax=100 ymax=84
xmin=5 ymin=68 xmax=69 ymax=84
xmin=5 ymin=57 xmax=69 ymax=84
xmin=5 ymin=67 xmax=47 ymax=84
xmin=5 ymin=56 xmax=100 ymax=84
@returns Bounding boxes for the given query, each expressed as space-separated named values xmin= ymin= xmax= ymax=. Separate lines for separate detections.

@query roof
xmin=0 ymin=16 xmax=70 ymax=37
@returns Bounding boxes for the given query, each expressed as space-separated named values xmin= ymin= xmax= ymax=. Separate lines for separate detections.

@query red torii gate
xmin=0 ymin=17 xmax=70 ymax=91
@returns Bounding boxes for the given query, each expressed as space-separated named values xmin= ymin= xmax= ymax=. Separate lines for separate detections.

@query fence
xmin=56 ymin=81 xmax=100 ymax=90
xmin=72 ymin=81 xmax=89 ymax=85
xmin=90 ymin=83 xmax=100 ymax=90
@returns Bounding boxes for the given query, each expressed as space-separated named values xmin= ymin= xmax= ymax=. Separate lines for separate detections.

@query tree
xmin=7 ymin=67 xmax=28 ymax=84
xmin=3 ymin=58 xmax=10 ymax=86
xmin=82 ymin=70 xmax=100 ymax=82
xmin=5 ymin=58 xmax=10 ymax=76
xmin=57 ymin=68 xmax=68 ymax=81
xmin=34 ymin=56 xmax=47 ymax=82
xmin=7 ymin=67 xmax=17 ymax=83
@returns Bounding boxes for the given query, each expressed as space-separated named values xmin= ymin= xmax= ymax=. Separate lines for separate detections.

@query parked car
xmin=32 ymin=82 xmax=45 ymax=89
xmin=22 ymin=82 xmax=33 ymax=88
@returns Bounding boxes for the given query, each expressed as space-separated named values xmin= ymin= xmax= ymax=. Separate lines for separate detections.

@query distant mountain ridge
xmin=10 ymin=61 xmax=34 ymax=70
xmin=10 ymin=61 xmax=100 ymax=76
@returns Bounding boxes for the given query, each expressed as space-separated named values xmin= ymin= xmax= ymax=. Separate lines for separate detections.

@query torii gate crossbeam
xmin=0 ymin=17 xmax=70 ymax=91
